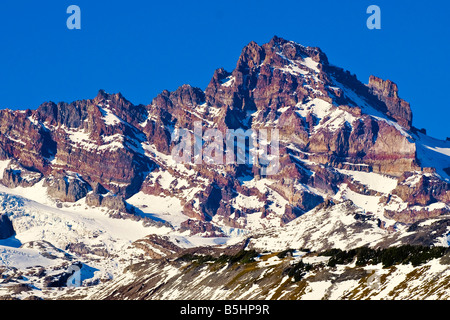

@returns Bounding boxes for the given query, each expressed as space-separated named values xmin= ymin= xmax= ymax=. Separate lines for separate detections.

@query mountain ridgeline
xmin=0 ymin=35 xmax=448 ymax=235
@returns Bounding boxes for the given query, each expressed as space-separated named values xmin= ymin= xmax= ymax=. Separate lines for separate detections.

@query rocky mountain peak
xmin=368 ymin=75 xmax=399 ymax=98
xmin=0 ymin=37 xmax=447 ymax=235
xmin=170 ymin=84 xmax=206 ymax=108
xmin=0 ymin=36 xmax=449 ymax=301
xmin=368 ymin=75 xmax=413 ymax=129
xmin=96 ymin=89 xmax=108 ymax=100
xmin=236 ymin=40 xmax=265 ymax=71
xmin=267 ymin=35 xmax=329 ymax=65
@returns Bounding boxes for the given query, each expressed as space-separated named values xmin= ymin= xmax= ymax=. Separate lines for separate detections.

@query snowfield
xmin=0 ymin=160 xmax=448 ymax=300
xmin=0 ymin=180 xmax=242 ymax=299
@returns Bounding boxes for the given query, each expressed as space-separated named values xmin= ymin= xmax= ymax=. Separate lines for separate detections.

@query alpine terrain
xmin=0 ymin=36 xmax=449 ymax=300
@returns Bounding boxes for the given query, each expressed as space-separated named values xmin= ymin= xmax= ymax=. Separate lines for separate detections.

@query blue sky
xmin=0 ymin=0 xmax=448 ymax=139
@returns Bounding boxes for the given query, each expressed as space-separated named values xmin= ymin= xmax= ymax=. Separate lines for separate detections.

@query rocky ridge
xmin=0 ymin=36 xmax=446 ymax=233
xmin=0 ymin=37 xmax=448 ymax=300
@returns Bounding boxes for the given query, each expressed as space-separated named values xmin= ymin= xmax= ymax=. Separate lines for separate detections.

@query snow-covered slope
xmin=0 ymin=182 xmax=240 ymax=299
xmin=0 ymin=36 xmax=448 ymax=300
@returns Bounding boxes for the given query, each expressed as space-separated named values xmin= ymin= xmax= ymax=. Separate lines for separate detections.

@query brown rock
xmin=179 ymin=219 xmax=225 ymax=237
xmin=368 ymin=75 xmax=413 ymax=129
xmin=1 ymin=161 xmax=42 ymax=188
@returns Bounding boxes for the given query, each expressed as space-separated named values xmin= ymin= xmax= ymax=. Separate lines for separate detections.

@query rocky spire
xmin=368 ymin=75 xmax=413 ymax=129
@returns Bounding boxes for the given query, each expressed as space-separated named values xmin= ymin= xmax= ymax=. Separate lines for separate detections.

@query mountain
xmin=0 ymin=36 xmax=449 ymax=300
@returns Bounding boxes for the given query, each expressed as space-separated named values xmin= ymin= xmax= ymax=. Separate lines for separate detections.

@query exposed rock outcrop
xmin=392 ymin=172 xmax=450 ymax=206
xmin=44 ymin=173 xmax=90 ymax=203
xmin=86 ymin=191 xmax=130 ymax=213
xmin=0 ymin=213 xmax=14 ymax=239
xmin=1 ymin=161 xmax=42 ymax=188
xmin=368 ymin=75 xmax=413 ymax=129
xmin=179 ymin=219 xmax=225 ymax=237
xmin=0 ymin=36 xmax=446 ymax=229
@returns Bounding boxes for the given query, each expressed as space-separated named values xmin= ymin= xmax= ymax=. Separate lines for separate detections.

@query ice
xmin=0 ymin=246 xmax=57 ymax=269
xmin=334 ymin=185 xmax=382 ymax=214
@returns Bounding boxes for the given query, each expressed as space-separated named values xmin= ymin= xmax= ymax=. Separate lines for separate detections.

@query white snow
xmin=233 ymin=177 xmax=290 ymax=230
xmin=66 ymin=128 xmax=125 ymax=152
xmin=234 ymin=194 xmax=264 ymax=210
xmin=277 ymin=106 xmax=291 ymax=113
xmin=221 ymin=76 xmax=235 ymax=87
xmin=301 ymin=57 xmax=320 ymax=73
xmin=334 ymin=185 xmax=381 ymax=214
xmin=275 ymin=52 xmax=321 ymax=77
xmin=0 ymin=187 xmax=164 ymax=292
xmin=404 ymin=173 xmax=422 ymax=187
xmin=295 ymin=98 xmax=357 ymax=132
xmin=0 ymin=160 xmax=11 ymax=180
xmin=331 ymin=75 xmax=412 ymax=138
xmin=0 ymin=246 xmax=57 ymax=269
xmin=249 ymin=201 xmax=389 ymax=253
xmin=100 ymin=105 xmax=124 ymax=126
xmin=127 ymin=192 xmax=187 ymax=228
xmin=337 ymin=169 xmax=398 ymax=194
xmin=415 ymin=132 xmax=450 ymax=181
xmin=279 ymin=64 xmax=309 ymax=76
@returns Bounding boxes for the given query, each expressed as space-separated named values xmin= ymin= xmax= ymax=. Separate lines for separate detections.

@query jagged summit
xmin=368 ymin=75 xmax=413 ymax=129
xmin=0 ymin=36 xmax=448 ymax=232
xmin=0 ymin=36 xmax=447 ymax=221
xmin=0 ymin=36 xmax=449 ymax=300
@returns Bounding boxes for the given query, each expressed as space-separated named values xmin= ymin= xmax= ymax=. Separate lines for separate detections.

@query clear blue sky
xmin=0 ymin=0 xmax=448 ymax=139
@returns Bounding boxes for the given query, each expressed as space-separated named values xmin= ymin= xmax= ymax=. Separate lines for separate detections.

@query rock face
xmin=34 ymin=90 xmax=154 ymax=198
xmin=100 ymin=195 xmax=129 ymax=212
xmin=44 ymin=173 xmax=90 ymax=203
xmin=392 ymin=172 xmax=450 ymax=206
xmin=1 ymin=161 xmax=42 ymax=188
xmin=368 ymin=75 xmax=413 ymax=129
xmin=0 ymin=36 xmax=448 ymax=229
xmin=0 ymin=214 xmax=14 ymax=239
